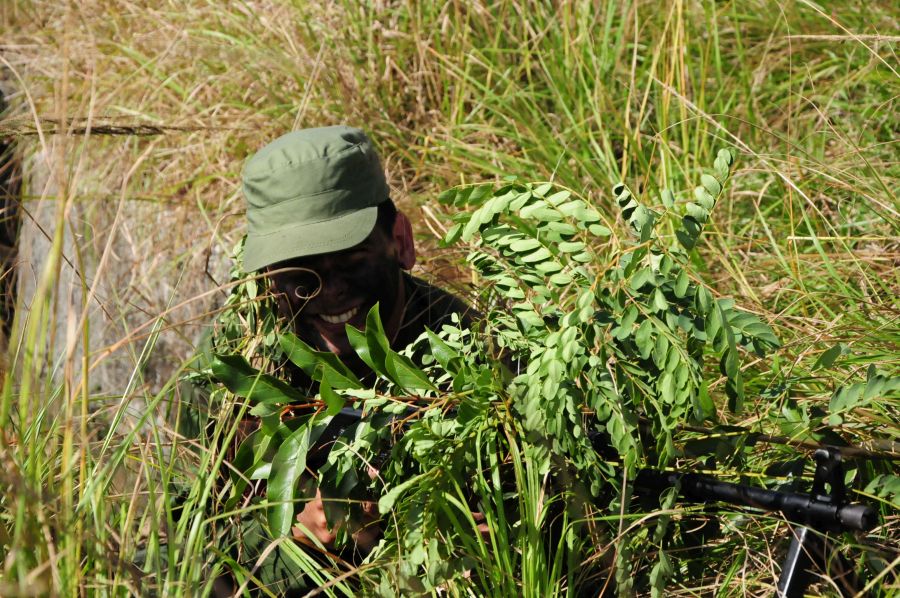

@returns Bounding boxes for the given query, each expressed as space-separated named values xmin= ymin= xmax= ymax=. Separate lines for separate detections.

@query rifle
xmin=633 ymin=448 xmax=878 ymax=597
xmin=310 ymin=408 xmax=880 ymax=597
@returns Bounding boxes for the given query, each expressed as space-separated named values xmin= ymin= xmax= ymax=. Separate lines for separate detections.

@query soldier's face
xmin=268 ymin=226 xmax=404 ymax=356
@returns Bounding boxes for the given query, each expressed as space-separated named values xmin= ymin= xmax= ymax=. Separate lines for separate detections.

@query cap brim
xmin=243 ymin=206 xmax=378 ymax=271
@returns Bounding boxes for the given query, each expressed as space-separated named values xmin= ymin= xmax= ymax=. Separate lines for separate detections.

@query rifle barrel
xmin=635 ymin=470 xmax=877 ymax=532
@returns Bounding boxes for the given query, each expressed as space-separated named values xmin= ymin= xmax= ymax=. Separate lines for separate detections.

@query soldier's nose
xmin=318 ymin=274 xmax=350 ymax=300
xmin=314 ymin=264 xmax=350 ymax=299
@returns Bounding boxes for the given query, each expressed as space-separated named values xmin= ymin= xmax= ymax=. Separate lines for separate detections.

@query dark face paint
xmin=267 ymin=227 xmax=403 ymax=357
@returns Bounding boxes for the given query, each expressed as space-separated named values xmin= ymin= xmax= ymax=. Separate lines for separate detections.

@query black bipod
xmin=776 ymin=448 xmax=864 ymax=598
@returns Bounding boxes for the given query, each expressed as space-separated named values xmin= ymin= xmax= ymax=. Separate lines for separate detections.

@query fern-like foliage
xmin=209 ymin=149 xmax=789 ymax=594
xmin=438 ymin=149 xmax=778 ymax=479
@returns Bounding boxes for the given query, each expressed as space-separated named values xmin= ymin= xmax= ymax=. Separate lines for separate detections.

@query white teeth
xmin=320 ymin=306 xmax=359 ymax=324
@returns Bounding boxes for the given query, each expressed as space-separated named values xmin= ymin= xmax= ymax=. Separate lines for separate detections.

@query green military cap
xmin=241 ymin=125 xmax=390 ymax=272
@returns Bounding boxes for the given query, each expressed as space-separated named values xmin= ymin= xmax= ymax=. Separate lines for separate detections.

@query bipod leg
xmin=776 ymin=525 xmax=860 ymax=598
xmin=777 ymin=525 xmax=818 ymax=598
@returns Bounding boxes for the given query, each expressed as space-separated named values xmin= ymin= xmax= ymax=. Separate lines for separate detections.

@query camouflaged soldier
xmin=234 ymin=125 xmax=473 ymax=591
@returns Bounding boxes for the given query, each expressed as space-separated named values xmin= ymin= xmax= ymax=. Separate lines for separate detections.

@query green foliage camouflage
xmin=206 ymin=149 xmax=897 ymax=595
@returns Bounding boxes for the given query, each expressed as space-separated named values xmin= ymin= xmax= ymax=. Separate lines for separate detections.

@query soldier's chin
xmin=292 ymin=322 xmax=350 ymax=357
xmin=319 ymin=333 xmax=353 ymax=356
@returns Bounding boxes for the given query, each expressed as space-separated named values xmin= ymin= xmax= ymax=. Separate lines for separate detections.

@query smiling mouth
xmin=319 ymin=306 xmax=360 ymax=325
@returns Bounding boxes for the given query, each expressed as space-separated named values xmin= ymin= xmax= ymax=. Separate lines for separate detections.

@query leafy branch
xmin=207 ymin=149 xmax=800 ymax=593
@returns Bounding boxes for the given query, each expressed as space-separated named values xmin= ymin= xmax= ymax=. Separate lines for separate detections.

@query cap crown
xmin=241 ymin=125 xmax=389 ymax=270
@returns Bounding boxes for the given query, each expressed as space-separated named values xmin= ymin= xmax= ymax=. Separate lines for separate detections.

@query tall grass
xmin=1 ymin=0 xmax=897 ymax=595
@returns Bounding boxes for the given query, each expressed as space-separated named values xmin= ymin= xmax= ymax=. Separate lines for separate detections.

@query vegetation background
xmin=0 ymin=0 xmax=897 ymax=596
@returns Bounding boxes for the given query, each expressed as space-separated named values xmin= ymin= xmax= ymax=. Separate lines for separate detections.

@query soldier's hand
xmin=292 ymin=489 xmax=338 ymax=547
xmin=292 ymin=465 xmax=382 ymax=551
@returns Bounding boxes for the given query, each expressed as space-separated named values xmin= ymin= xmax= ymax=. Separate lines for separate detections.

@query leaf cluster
xmin=205 ymin=150 xmax=814 ymax=594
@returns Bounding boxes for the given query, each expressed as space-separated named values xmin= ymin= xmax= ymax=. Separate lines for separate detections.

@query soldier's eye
xmin=290 ymin=270 xmax=321 ymax=298
xmin=271 ymin=267 xmax=320 ymax=300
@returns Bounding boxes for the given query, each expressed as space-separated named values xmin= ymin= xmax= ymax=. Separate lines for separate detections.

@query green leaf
xmin=319 ymin=373 xmax=345 ymax=415
xmin=533 ymin=182 xmax=553 ymax=197
xmin=652 ymin=288 xmax=669 ymax=312
xmin=250 ymin=401 xmax=282 ymax=418
xmin=462 ymin=211 xmax=486 ymax=241
xmin=588 ymin=223 xmax=612 ymax=236
xmin=519 ymin=199 xmax=549 ymax=219
xmin=674 ymin=270 xmax=689 ymax=298
xmin=384 ymin=351 xmax=436 ymax=393
xmin=345 ymin=324 xmax=375 ymax=372
xmin=659 ymin=372 xmax=676 ymax=404
xmin=685 ymin=202 xmax=709 ymax=222
xmin=426 ymin=329 xmax=460 ymax=370
xmin=527 ymin=207 xmax=564 ymax=222
xmin=635 ymin=319 xmax=654 ymax=360
xmin=378 ymin=472 xmax=428 ymax=514
xmin=535 ymin=260 xmax=564 ymax=274
xmin=813 ymin=343 xmax=844 ymax=370
xmin=469 ymin=184 xmax=492 ymax=205
xmin=437 ymin=188 xmax=458 ymax=204
xmin=714 ymin=148 xmax=735 ymax=180
xmin=501 ymin=286 xmax=526 ymax=299
xmin=560 ymin=338 xmax=579 ymax=361
xmin=279 ymin=333 xmax=362 ymax=389
xmin=696 ymin=380 xmax=714 ymax=421
xmin=245 ymin=278 xmax=258 ymax=300
xmin=442 ymin=222 xmax=463 ymax=246
xmin=509 ymin=238 xmax=542 ymax=253
xmin=546 ymin=221 xmax=579 ymax=236
xmin=364 ymin=303 xmax=391 ymax=376
xmin=695 ymin=286 xmax=713 ymax=315
xmin=509 ymin=190 xmax=534 ymax=211
xmin=546 ymin=190 xmax=572 ymax=205
xmin=620 ymin=305 xmax=639 ymax=330
xmin=516 ymin=310 xmax=544 ymax=329
xmin=228 ymin=427 xmax=277 ymax=509
xmin=650 ymin=550 xmax=673 ymax=598
xmin=267 ymin=419 xmax=330 ymax=536
xmin=558 ymin=241 xmax=586 ymax=253
xmin=577 ymin=290 xmax=595 ymax=310
xmin=630 ymin=267 xmax=655 ymax=291
xmin=829 ymin=375 xmax=900 ymax=421
xmin=715 ymin=302 xmax=743 ymax=412
xmin=701 ymin=174 xmax=722 ymax=197
xmin=677 ymin=216 xmax=703 ymax=249
xmin=521 ymin=247 xmax=553 ymax=263
xmin=572 ymin=206 xmax=602 ymax=223
xmin=570 ymin=250 xmax=594 ymax=263
xmin=865 ymin=475 xmax=900 ymax=509
xmin=706 ymin=307 xmax=723 ymax=349
xmin=211 ymin=354 xmax=304 ymax=404
xmin=660 ymin=189 xmax=675 ymax=209
xmin=549 ymin=272 xmax=574 ymax=286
